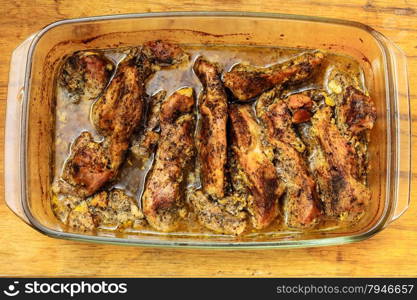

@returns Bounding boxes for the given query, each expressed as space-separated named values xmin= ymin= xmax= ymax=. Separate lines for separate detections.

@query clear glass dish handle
xmin=4 ymin=35 xmax=36 ymax=224
xmin=381 ymin=34 xmax=411 ymax=223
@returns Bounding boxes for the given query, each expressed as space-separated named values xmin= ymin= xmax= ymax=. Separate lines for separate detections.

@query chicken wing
xmin=193 ymin=57 xmax=228 ymax=198
xmin=59 ymin=52 xmax=113 ymax=103
xmin=229 ymin=104 xmax=284 ymax=229
xmin=223 ymin=51 xmax=324 ymax=101
xmin=256 ymin=90 xmax=320 ymax=228
xmin=142 ymin=88 xmax=195 ymax=232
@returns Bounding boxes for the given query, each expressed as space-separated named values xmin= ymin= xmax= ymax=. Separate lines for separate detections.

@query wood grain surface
xmin=0 ymin=0 xmax=416 ymax=277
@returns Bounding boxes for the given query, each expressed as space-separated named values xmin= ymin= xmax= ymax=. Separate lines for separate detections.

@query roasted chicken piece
xmin=257 ymin=89 xmax=306 ymax=153
xmin=61 ymin=132 xmax=113 ymax=197
xmin=193 ymin=57 xmax=228 ymax=198
xmin=92 ymin=60 xmax=146 ymax=170
xmin=130 ymin=90 xmax=166 ymax=162
xmin=337 ymin=86 xmax=376 ymax=136
xmin=223 ymin=51 xmax=324 ymax=101
xmin=59 ymin=52 xmax=113 ymax=103
xmin=88 ymin=189 xmax=145 ymax=229
xmin=256 ymin=90 xmax=320 ymax=228
xmin=229 ymin=104 xmax=285 ymax=229
xmin=188 ymin=191 xmax=246 ymax=235
xmin=142 ymin=88 xmax=195 ymax=232
xmin=310 ymin=107 xmax=371 ymax=220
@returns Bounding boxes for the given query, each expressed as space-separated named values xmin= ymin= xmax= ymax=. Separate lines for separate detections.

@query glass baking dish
xmin=5 ymin=12 xmax=411 ymax=248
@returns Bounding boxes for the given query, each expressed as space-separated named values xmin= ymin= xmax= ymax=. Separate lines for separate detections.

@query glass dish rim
xmin=19 ymin=11 xmax=401 ymax=249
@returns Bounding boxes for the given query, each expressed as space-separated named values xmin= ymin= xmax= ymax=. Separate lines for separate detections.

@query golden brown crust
xmin=193 ymin=57 xmax=228 ymax=198
xmin=142 ymin=88 xmax=195 ymax=232
xmin=229 ymin=104 xmax=284 ymax=229
xmin=223 ymin=51 xmax=324 ymax=101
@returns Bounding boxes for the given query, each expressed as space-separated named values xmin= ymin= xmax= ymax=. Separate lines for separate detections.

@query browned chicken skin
xmin=193 ymin=57 xmax=228 ymax=198
xmin=61 ymin=132 xmax=113 ymax=197
xmin=60 ymin=52 xmax=113 ymax=103
xmin=256 ymin=90 xmax=320 ymax=228
xmin=142 ymin=88 xmax=195 ymax=232
xmin=310 ymin=107 xmax=371 ymax=220
xmin=229 ymin=104 xmax=285 ymax=229
xmin=223 ymin=51 xmax=324 ymax=101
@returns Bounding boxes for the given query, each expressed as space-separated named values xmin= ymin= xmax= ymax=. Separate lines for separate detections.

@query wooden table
xmin=0 ymin=0 xmax=415 ymax=277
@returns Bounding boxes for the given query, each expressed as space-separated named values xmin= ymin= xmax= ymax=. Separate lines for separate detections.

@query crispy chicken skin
xmin=337 ymin=86 xmax=376 ymax=135
xmin=142 ymin=88 xmax=195 ymax=232
xmin=60 ymin=52 xmax=113 ymax=103
xmin=188 ymin=191 xmax=246 ymax=235
xmin=229 ymin=104 xmax=285 ymax=229
xmin=223 ymin=51 xmax=324 ymax=101
xmin=310 ymin=107 xmax=371 ymax=220
xmin=193 ymin=57 xmax=228 ymax=198
xmin=256 ymin=90 xmax=320 ymax=228
xmin=61 ymin=132 xmax=113 ymax=197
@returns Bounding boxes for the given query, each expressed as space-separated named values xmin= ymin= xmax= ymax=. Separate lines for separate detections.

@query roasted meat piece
xmin=310 ymin=107 xmax=371 ymax=220
xmin=59 ymin=52 xmax=113 ymax=103
xmin=256 ymin=90 xmax=320 ymax=228
xmin=229 ymin=104 xmax=285 ymax=229
xmin=337 ymin=86 xmax=376 ymax=135
xmin=223 ymin=51 xmax=324 ymax=101
xmin=256 ymin=89 xmax=306 ymax=152
xmin=130 ymin=90 xmax=166 ymax=162
xmin=193 ymin=57 xmax=228 ymax=198
xmin=142 ymin=88 xmax=195 ymax=232
xmin=92 ymin=61 xmax=146 ymax=170
xmin=61 ymin=132 xmax=113 ymax=197
xmin=188 ymin=191 xmax=246 ymax=235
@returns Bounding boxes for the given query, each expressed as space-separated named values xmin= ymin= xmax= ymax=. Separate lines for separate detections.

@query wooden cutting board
xmin=0 ymin=0 xmax=415 ymax=277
